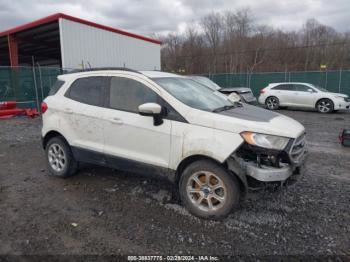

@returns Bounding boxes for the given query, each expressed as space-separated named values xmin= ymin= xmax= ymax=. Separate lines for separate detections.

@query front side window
xmin=153 ymin=77 xmax=234 ymax=112
xmin=109 ymin=77 xmax=157 ymax=112
xmin=295 ymin=84 xmax=312 ymax=92
xmin=66 ymin=77 xmax=106 ymax=106
xmin=311 ymin=84 xmax=328 ymax=92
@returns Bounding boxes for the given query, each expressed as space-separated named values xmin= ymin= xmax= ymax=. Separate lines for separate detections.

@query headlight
xmin=240 ymin=131 xmax=290 ymax=150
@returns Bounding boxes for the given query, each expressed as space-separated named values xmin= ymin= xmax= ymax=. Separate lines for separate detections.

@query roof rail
xmin=64 ymin=67 xmax=141 ymax=74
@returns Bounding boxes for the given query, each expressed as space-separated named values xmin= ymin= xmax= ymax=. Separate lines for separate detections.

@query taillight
xmin=41 ymin=102 xmax=48 ymax=113
xmin=260 ymin=89 xmax=266 ymax=94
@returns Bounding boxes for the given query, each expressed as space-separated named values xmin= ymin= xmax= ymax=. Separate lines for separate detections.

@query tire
xmin=316 ymin=98 xmax=334 ymax=113
xmin=265 ymin=96 xmax=279 ymax=110
xmin=45 ymin=136 xmax=78 ymax=178
xmin=179 ymin=160 xmax=240 ymax=220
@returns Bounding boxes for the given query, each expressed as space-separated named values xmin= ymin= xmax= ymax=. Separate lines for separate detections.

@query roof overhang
xmin=0 ymin=13 xmax=162 ymax=45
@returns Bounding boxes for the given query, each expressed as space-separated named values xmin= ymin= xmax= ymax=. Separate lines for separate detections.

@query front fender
xmin=170 ymin=121 xmax=244 ymax=169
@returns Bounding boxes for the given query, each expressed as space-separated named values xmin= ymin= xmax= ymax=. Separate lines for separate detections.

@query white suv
xmin=259 ymin=82 xmax=350 ymax=113
xmin=42 ymin=69 xmax=307 ymax=219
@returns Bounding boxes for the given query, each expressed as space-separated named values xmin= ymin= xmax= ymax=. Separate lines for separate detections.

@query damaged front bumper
xmin=244 ymin=160 xmax=305 ymax=182
xmin=227 ymin=133 xmax=307 ymax=190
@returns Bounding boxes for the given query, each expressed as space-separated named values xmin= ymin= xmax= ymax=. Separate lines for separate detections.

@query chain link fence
xmin=0 ymin=66 xmax=64 ymax=110
xmin=208 ymin=70 xmax=350 ymax=96
xmin=1 ymin=67 xmax=350 ymax=111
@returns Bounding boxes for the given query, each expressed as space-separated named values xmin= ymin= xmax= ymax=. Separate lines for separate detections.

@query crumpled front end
xmin=227 ymin=133 xmax=307 ymax=190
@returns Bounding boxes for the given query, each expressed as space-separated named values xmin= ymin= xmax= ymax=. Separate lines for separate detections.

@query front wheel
xmin=316 ymin=99 xmax=334 ymax=113
xmin=265 ymin=96 xmax=279 ymax=110
xmin=179 ymin=160 xmax=240 ymax=220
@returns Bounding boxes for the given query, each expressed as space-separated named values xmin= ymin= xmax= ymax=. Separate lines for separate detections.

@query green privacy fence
xmin=0 ymin=67 xmax=63 ymax=109
xmin=208 ymin=70 xmax=350 ymax=97
xmin=1 ymin=67 xmax=350 ymax=110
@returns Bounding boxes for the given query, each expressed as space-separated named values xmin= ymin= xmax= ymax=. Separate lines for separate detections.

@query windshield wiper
xmin=212 ymin=105 xmax=235 ymax=113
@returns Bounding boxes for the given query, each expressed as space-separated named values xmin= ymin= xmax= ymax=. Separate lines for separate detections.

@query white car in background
xmin=259 ymin=82 xmax=350 ymax=113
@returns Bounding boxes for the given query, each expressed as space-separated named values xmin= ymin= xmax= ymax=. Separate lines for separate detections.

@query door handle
xmin=64 ymin=108 xmax=73 ymax=114
xmin=110 ymin=117 xmax=123 ymax=125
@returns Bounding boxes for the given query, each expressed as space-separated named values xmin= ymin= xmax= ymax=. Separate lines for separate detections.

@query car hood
xmin=326 ymin=92 xmax=348 ymax=98
xmin=187 ymin=104 xmax=305 ymax=139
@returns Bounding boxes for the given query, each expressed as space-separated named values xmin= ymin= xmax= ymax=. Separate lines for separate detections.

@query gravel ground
xmin=0 ymin=109 xmax=349 ymax=258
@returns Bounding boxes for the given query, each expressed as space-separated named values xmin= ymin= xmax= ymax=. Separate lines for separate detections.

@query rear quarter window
xmin=65 ymin=77 xmax=106 ymax=107
xmin=48 ymin=80 xmax=65 ymax=96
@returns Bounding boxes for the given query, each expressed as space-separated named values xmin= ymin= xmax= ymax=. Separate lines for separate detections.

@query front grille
xmin=289 ymin=134 xmax=307 ymax=164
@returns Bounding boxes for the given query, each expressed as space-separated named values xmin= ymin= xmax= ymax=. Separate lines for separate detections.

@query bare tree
xmin=201 ymin=12 xmax=223 ymax=73
xmin=161 ymin=10 xmax=350 ymax=74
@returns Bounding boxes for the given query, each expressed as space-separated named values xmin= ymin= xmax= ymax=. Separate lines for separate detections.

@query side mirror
xmin=307 ymin=89 xmax=314 ymax=93
xmin=138 ymin=103 xmax=164 ymax=126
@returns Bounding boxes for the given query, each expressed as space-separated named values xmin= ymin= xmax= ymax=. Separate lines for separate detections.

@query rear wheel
xmin=316 ymin=99 xmax=334 ymax=113
xmin=265 ymin=96 xmax=279 ymax=110
xmin=179 ymin=160 xmax=240 ymax=220
xmin=46 ymin=136 xmax=78 ymax=177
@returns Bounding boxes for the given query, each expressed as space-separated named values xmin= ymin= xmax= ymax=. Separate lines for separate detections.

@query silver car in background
xmin=189 ymin=76 xmax=257 ymax=104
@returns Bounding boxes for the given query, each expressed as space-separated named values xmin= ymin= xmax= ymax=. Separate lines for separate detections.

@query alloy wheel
xmin=186 ymin=171 xmax=226 ymax=212
xmin=266 ymin=97 xmax=278 ymax=109
xmin=48 ymin=143 xmax=66 ymax=172
xmin=318 ymin=100 xmax=332 ymax=113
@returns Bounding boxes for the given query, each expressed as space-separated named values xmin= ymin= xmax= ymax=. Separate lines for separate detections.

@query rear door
xmin=102 ymin=75 xmax=172 ymax=173
xmin=271 ymin=84 xmax=296 ymax=106
xmin=62 ymin=76 xmax=108 ymax=163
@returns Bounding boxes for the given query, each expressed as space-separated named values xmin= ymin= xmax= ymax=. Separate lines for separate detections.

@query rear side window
xmin=272 ymin=84 xmax=295 ymax=91
xmin=66 ymin=77 xmax=106 ymax=106
xmin=48 ymin=80 xmax=65 ymax=96
xmin=109 ymin=77 xmax=157 ymax=112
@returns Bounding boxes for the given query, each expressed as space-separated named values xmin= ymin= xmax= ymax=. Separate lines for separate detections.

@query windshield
xmin=190 ymin=76 xmax=221 ymax=91
xmin=311 ymin=84 xmax=328 ymax=92
xmin=153 ymin=77 xmax=235 ymax=112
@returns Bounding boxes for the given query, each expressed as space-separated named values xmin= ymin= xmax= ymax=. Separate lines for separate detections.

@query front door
xmin=102 ymin=75 xmax=172 ymax=173
xmin=291 ymin=84 xmax=317 ymax=108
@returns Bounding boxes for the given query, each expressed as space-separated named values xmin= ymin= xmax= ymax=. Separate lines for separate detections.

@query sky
xmin=0 ymin=0 xmax=349 ymax=37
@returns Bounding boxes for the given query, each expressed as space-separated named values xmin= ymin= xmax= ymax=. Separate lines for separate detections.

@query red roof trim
xmin=0 ymin=13 xmax=162 ymax=45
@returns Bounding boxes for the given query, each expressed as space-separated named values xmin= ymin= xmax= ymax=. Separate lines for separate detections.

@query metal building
xmin=0 ymin=13 xmax=161 ymax=70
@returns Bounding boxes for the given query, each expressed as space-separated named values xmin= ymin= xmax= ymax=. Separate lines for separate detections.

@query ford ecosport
xmin=41 ymin=68 xmax=307 ymax=219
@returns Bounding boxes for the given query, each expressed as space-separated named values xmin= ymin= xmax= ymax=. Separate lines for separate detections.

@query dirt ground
xmin=0 ymin=109 xmax=349 ymax=258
